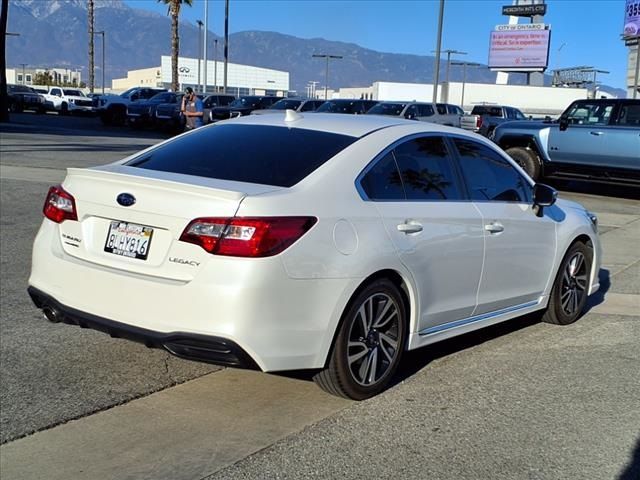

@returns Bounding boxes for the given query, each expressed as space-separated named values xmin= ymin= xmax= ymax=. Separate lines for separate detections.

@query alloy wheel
xmin=560 ymin=252 xmax=588 ymax=316
xmin=347 ymin=293 xmax=401 ymax=386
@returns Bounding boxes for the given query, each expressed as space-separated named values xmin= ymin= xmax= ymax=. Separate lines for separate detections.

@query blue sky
xmin=124 ymin=0 xmax=630 ymax=89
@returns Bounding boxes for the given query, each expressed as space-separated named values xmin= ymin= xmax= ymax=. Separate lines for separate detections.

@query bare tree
xmin=158 ymin=0 xmax=193 ymax=92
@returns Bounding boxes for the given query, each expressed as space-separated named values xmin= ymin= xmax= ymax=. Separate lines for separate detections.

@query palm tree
xmin=88 ymin=0 xmax=95 ymax=93
xmin=158 ymin=0 xmax=193 ymax=92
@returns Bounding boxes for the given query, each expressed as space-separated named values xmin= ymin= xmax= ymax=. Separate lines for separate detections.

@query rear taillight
xmin=43 ymin=185 xmax=78 ymax=223
xmin=476 ymin=116 xmax=483 ymax=129
xmin=180 ymin=216 xmax=317 ymax=257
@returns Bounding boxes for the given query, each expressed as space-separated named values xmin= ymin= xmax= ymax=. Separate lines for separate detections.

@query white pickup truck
xmin=42 ymin=87 xmax=94 ymax=115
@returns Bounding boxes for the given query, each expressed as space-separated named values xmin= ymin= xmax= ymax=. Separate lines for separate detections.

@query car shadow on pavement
xmin=618 ymin=436 xmax=640 ymax=480
xmin=276 ymin=273 xmax=611 ymax=389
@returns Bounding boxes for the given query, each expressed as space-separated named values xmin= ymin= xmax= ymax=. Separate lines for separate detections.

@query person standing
xmin=181 ymin=87 xmax=204 ymax=130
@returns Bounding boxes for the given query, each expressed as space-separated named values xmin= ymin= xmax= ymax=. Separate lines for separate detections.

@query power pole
xmin=214 ymin=39 xmax=218 ymax=91
xmin=223 ymin=0 xmax=229 ymax=94
xmin=88 ymin=0 xmax=95 ymax=93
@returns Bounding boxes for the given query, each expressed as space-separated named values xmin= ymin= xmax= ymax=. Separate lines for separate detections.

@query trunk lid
xmin=57 ymin=166 xmax=282 ymax=281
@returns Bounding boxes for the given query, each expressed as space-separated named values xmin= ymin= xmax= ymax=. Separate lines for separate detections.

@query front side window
xmin=513 ymin=109 xmax=527 ymax=120
xmin=452 ymin=138 xmax=531 ymax=203
xmin=393 ymin=136 xmax=462 ymax=201
xmin=417 ymin=104 xmax=434 ymax=117
xmin=562 ymin=101 xmax=616 ymax=126
xmin=359 ymin=152 xmax=404 ymax=200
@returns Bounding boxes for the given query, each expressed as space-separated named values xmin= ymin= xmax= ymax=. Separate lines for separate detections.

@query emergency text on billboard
xmin=488 ymin=29 xmax=551 ymax=70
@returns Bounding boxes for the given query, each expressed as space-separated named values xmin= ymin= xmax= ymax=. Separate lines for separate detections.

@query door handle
xmin=484 ymin=222 xmax=504 ymax=234
xmin=589 ymin=131 xmax=604 ymax=136
xmin=397 ymin=222 xmax=423 ymax=234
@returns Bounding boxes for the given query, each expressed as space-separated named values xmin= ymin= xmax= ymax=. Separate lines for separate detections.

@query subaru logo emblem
xmin=116 ymin=193 xmax=136 ymax=207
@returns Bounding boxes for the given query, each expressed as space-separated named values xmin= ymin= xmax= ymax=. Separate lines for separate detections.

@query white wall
xmin=372 ymin=81 xmax=589 ymax=116
xmin=160 ymin=56 xmax=289 ymax=92
xmin=373 ymin=82 xmax=441 ymax=102
xmin=446 ymin=82 xmax=589 ymax=115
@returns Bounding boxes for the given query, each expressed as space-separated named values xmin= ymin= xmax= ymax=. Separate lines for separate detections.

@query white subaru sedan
xmin=29 ymin=112 xmax=601 ymax=400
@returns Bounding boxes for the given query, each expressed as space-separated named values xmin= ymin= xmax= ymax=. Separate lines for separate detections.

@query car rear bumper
xmin=28 ymin=219 xmax=355 ymax=372
xmin=28 ymin=286 xmax=260 ymax=369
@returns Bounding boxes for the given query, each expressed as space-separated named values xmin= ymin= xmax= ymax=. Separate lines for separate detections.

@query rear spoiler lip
xmin=64 ymin=166 xmax=283 ymax=202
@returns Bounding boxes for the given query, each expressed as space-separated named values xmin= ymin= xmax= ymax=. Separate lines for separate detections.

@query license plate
xmin=104 ymin=221 xmax=153 ymax=260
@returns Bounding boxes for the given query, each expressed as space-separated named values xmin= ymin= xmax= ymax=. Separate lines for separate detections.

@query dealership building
xmin=112 ymin=56 xmax=290 ymax=96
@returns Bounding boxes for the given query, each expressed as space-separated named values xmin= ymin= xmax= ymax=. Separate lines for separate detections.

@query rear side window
xmin=452 ymin=138 xmax=531 ymax=202
xmin=616 ymin=103 xmax=640 ymax=126
xmin=393 ymin=137 xmax=462 ymax=201
xmin=360 ymin=152 xmax=404 ymax=200
xmin=127 ymin=124 xmax=357 ymax=187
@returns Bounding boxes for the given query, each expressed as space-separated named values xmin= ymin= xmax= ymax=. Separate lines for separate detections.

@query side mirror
xmin=533 ymin=183 xmax=557 ymax=216
xmin=405 ymin=113 xmax=415 ymax=120
xmin=559 ymin=117 xmax=569 ymax=131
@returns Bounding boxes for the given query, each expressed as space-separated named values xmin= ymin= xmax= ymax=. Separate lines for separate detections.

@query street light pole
xmin=196 ymin=20 xmax=203 ymax=93
xmin=432 ymin=0 xmax=445 ymax=104
xmin=214 ymin=39 xmax=218 ymax=92
xmin=20 ymin=63 xmax=27 ymax=84
xmin=451 ymin=61 xmax=480 ymax=110
xmin=432 ymin=49 xmax=466 ymax=103
xmin=203 ymin=0 xmax=209 ymax=94
xmin=312 ymin=54 xmax=343 ymax=100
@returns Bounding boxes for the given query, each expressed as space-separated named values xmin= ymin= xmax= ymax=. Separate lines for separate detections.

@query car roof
xmin=220 ymin=112 xmax=460 ymax=137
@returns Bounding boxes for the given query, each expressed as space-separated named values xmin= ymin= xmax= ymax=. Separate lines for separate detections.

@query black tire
xmin=505 ymin=146 xmax=541 ymax=181
xmin=542 ymin=242 xmax=592 ymax=325
xmin=111 ymin=108 xmax=126 ymax=126
xmin=59 ymin=103 xmax=69 ymax=116
xmin=313 ymin=279 xmax=407 ymax=400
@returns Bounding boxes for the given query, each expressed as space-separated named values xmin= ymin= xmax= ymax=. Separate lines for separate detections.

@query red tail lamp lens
xmin=43 ymin=185 xmax=78 ymax=223
xmin=180 ymin=216 xmax=317 ymax=257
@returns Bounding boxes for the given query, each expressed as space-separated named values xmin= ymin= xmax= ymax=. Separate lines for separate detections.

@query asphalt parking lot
xmin=1 ymin=113 xmax=639 ymax=480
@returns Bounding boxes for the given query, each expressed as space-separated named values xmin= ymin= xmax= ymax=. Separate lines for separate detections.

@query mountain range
xmin=6 ymin=0 xmax=625 ymax=97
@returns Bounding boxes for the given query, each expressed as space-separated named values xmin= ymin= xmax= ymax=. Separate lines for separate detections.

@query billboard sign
xmin=623 ymin=0 xmax=640 ymax=38
xmin=502 ymin=4 xmax=547 ymax=16
xmin=488 ymin=26 xmax=551 ymax=71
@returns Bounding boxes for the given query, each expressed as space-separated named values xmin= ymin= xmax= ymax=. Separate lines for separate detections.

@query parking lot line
xmin=0 ymin=369 xmax=350 ymax=480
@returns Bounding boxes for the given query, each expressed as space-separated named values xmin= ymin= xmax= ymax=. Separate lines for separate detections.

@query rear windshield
xmin=471 ymin=106 xmax=503 ymax=117
xmin=126 ymin=124 xmax=357 ymax=187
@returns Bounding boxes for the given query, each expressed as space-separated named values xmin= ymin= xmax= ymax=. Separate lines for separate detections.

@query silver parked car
xmin=367 ymin=101 xmax=463 ymax=127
